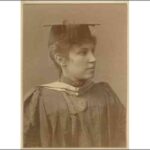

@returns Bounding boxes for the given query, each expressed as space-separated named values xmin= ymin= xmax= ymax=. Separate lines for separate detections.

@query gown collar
xmin=41 ymin=76 xmax=94 ymax=96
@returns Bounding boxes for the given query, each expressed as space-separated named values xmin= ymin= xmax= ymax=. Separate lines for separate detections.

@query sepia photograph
xmin=22 ymin=1 xmax=128 ymax=148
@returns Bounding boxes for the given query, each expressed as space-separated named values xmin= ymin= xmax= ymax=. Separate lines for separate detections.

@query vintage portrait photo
xmin=22 ymin=2 xmax=128 ymax=148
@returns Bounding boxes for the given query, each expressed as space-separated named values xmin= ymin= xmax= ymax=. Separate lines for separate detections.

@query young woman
xmin=24 ymin=22 xmax=126 ymax=148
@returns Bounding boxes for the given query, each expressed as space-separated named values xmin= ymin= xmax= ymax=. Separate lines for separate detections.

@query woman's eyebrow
xmin=80 ymin=48 xmax=89 ymax=51
xmin=81 ymin=47 xmax=95 ymax=51
xmin=76 ymin=48 xmax=89 ymax=53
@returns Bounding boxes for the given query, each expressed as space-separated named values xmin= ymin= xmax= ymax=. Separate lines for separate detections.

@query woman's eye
xmin=82 ymin=51 xmax=87 ymax=55
xmin=92 ymin=48 xmax=95 ymax=53
xmin=79 ymin=51 xmax=87 ymax=55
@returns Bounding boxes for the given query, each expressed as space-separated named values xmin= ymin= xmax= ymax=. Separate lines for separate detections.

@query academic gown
xmin=23 ymin=79 xmax=126 ymax=148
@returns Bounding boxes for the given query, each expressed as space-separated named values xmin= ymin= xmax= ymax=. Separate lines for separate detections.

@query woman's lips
xmin=87 ymin=67 xmax=95 ymax=71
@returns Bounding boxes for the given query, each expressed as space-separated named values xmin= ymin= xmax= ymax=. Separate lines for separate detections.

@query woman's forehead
xmin=70 ymin=42 xmax=95 ymax=50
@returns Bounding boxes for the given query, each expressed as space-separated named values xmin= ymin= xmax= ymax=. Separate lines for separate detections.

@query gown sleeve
xmin=102 ymin=82 xmax=126 ymax=147
xmin=23 ymin=87 xmax=41 ymax=147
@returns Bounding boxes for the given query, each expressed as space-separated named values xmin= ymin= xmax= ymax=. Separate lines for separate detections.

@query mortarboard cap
xmin=44 ymin=20 xmax=100 ymax=46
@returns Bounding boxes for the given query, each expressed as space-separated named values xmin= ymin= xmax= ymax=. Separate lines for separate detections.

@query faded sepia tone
xmin=22 ymin=2 xmax=128 ymax=148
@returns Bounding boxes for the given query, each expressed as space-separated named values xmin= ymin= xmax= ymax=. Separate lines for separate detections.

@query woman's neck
xmin=60 ymin=75 xmax=87 ymax=87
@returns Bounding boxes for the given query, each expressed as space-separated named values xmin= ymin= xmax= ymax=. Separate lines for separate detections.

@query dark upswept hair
xmin=48 ymin=24 xmax=97 ymax=77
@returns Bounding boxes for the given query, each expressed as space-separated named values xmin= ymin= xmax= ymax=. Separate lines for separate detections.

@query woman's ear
xmin=54 ymin=53 xmax=67 ymax=67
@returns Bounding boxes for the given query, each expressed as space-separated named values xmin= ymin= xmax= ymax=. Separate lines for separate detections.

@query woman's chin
xmin=81 ymin=73 xmax=95 ymax=80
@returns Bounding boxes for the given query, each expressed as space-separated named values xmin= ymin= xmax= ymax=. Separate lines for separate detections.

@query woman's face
xmin=63 ymin=42 xmax=96 ymax=81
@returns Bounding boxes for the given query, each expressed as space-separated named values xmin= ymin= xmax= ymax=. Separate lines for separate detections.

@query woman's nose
xmin=88 ymin=52 xmax=96 ymax=63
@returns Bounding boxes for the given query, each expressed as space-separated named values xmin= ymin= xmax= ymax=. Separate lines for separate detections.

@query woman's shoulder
xmin=92 ymin=81 xmax=112 ymax=92
xmin=94 ymin=81 xmax=110 ymax=87
xmin=23 ymin=87 xmax=40 ymax=103
xmin=23 ymin=82 xmax=62 ymax=102
xmin=92 ymin=81 xmax=120 ymax=102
